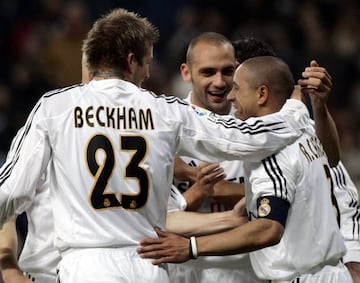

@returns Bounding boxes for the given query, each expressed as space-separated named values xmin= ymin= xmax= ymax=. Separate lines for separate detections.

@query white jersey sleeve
xmin=0 ymin=79 xmax=310 ymax=252
xmin=331 ymin=161 xmax=360 ymax=263
xmin=175 ymin=98 xmax=310 ymax=163
xmin=2 ymin=127 xmax=60 ymax=276
xmin=0 ymin=106 xmax=51 ymax=226
xmin=167 ymin=185 xmax=187 ymax=212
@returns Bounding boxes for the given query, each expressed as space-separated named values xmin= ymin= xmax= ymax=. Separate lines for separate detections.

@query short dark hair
xmin=186 ymin=32 xmax=234 ymax=65
xmin=232 ymin=37 xmax=276 ymax=64
xmin=82 ymin=8 xmax=159 ymax=76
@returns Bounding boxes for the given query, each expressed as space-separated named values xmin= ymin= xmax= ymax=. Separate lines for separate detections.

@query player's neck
xmin=92 ymin=70 xmax=124 ymax=80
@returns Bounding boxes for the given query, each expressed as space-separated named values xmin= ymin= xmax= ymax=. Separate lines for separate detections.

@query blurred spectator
xmin=40 ymin=0 xmax=90 ymax=88
xmin=0 ymin=84 xmax=16 ymax=164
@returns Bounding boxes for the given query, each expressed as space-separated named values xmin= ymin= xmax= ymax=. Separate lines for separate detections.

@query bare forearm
xmin=137 ymin=219 xmax=283 ymax=265
xmin=313 ymin=105 xmax=340 ymax=166
xmin=166 ymin=210 xmax=246 ymax=237
xmin=0 ymin=219 xmax=26 ymax=282
xmin=197 ymin=218 xmax=283 ymax=256
xmin=0 ymin=220 xmax=19 ymax=270
xmin=183 ymin=185 xmax=209 ymax=211
xmin=174 ymin=156 xmax=197 ymax=183
xmin=299 ymin=60 xmax=340 ymax=166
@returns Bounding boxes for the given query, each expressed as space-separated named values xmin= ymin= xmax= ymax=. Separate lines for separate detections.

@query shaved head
xmin=240 ymin=56 xmax=294 ymax=103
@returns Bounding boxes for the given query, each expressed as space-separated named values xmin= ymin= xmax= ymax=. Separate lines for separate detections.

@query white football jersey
xmin=170 ymin=93 xmax=263 ymax=282
xmin=0 ymin=79 xmax=309 ymax=253
xmin=331 ymin=161 xmax=360 ymax=263
xmin=244 ymin=125 xmax=346 ymax=280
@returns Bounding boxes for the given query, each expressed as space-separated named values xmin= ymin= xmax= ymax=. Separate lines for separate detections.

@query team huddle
xmin=0 ymin=7 xmax=359 ymax=283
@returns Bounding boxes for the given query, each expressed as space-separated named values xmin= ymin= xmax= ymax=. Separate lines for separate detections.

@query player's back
xmin=245 ymin=126 xmax=346 ymax=280
xmin=41 ymin=78 xmax=259 ymax=252
xmin=41 ymin=79 xmax=188 ymax=251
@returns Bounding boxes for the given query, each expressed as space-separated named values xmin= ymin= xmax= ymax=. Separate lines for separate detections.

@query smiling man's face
xmin=181 ymin=41 xmax=236 ymax=115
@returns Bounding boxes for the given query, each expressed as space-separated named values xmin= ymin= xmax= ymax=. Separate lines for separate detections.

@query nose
xmin=213 ymin=73 xmax=226 ymax=88
xmin=145 ymin=67 xmax=150 ymax=80
xmin=227 ymin=90 xmax=234 ymax=101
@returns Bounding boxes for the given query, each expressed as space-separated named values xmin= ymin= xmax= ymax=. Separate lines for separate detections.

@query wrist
xmin=189 ymin=236 xmax=198 ymax=259
xmin=310 ymin=95 xmax=328 ymax=111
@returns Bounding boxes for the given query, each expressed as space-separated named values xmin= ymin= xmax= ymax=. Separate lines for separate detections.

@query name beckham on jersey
xmin=299 ymin=135 xmax=326 ymax=163
xmin=73 ymin=106 xmax=155 ymax=130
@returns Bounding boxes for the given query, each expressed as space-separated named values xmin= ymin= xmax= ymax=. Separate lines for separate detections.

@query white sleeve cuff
xmin=167 ymin=185 xmax=187 ymax=212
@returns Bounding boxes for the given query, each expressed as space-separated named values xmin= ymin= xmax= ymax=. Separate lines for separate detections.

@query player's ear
xmin=180 ymin=63 xmax=191 ymax=83
xmin=127 ymin=52 xmax=136 ymax=73
xmin=258 ymin=85 xmax=269 ymax=106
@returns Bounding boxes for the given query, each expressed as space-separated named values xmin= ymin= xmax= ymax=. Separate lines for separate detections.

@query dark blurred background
xmin=0 ymin=0 xmax=359 ymax=188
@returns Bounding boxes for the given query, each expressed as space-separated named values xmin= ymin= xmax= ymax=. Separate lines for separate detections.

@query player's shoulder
xmin=39 ymin=84 xmax=85 ymax=107
xmin=43 ymin=83 xmax=84 ymax=100
xmin=36 ymin=83 xmax=85 ymax=116
xmin=144 ymin=88 xmax=189 ymax=107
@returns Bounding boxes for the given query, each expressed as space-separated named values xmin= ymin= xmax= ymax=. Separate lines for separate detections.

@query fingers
xmin=298 ymin=77 xmax=332 ymax=92
xmin=139 ymin=237 xmax=164 ymax=246
xmin=137 ymin=229 xmax=190 ymax=265
xmin=310 ymin=60 xmax=318 ymax=67
xmin=151 ymin=256 xmax=176 ymax=265
xmin=137 ymin=246 xmax=175 ymax=265
xmin=197 ymin=163 xmax=225 ymax=185
xmin=154 ymin=227 xmax=168 ymax=237
xmin=300 ymin=64 xmax=332 ymax=85
xmin=298 ymin=64 xmax=332 ymax=94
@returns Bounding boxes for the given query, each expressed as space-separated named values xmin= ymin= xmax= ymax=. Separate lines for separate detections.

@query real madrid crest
xmin=258 ymin=198 xmax=271 ymax=217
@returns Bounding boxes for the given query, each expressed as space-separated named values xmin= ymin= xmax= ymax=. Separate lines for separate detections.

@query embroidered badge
xmin=258 ymin=198 xmax=271 ymax=217
xmin=191 ymin=105 xmax=209 ymax=117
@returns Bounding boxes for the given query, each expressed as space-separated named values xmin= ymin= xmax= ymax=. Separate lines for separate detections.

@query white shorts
xmin=270 ymin=262 xmax=353 ymax=283
xmin=23 ymin=271 xmax=56 ymax=283
xmin=57 ymin=247 xmax=169 ymax=283
xmin=168 ymin=260 xmax=265 ymax=283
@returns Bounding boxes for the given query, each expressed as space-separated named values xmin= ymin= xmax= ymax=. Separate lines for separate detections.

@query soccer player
xmin=0 ymin=8 xmax=311 ymax=283
xmin=168 ymin=39 xmax=360 ymax=282
xmin=137 ymin=56 xmax=353 ymax=282
xmin=169 ymin=32 xmax=273 ymax=283
xmin=167 ymin=34 xmax=342 ymax=283
xmin=0 ymin=53 xmax=92 ymax=283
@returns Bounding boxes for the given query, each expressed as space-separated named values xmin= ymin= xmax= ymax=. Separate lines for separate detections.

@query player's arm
xmin=173 ymin=156 xmax=197 ymax=184
xmin=166 ymin=197 xmax=248 ymax=237
xmin=139 ymin=217 xmax=284 ymax=264
xmin=297 ymin=60 xmax=340 ymax=166
xmin=141 ymin=153 xmax=292 ymax=264
xmin=0 ymin=219 xmax=31 ymax=283
xmin=212 ymin=180 xmax=244 ymax=209
xmin=179 ymin=99 xmax=310 ymax=163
